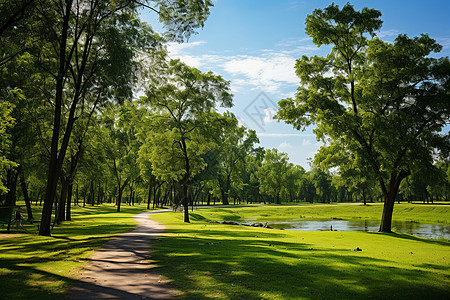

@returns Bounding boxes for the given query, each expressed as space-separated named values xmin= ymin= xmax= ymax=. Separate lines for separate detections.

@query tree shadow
xmin=152 ymin=226 xmax=449 ymax=299
xmin=366 ymin=231 xmax=449 ymax=246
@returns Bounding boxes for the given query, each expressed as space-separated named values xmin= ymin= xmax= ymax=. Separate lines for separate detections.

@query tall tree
xmin=142 ymin=59 xmax=232 ymax=222
xmin=32 ymin=0 xmax=211 ymax=235
xmin=277 ymin=3 xmax=450 ymax=232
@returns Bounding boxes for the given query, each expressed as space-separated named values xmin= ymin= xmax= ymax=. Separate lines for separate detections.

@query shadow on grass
xmin=153 ymin=227 xmax=449 ymax=300
xmin=366 ymin=231 xmax=450 ymax=246
xmin=0 ymin=215 xmax=139 ymax=299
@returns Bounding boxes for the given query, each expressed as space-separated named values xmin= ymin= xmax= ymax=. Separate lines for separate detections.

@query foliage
xmin=257 ymin=149 xmax=291 ymax=204
xmin=0 ymin=101 xmax=17 ymax=194
xmin=277 ymin=3 xmax=450 ymax=231
xmin=141 ymin=59 xmax=232 ymax=221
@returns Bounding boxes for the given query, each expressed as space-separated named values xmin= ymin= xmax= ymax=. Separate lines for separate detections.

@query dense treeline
xmin=1 ymin=2 xmax=449 ymax=234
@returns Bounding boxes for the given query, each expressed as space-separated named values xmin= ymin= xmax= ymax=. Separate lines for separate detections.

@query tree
xmin=142 ymin=59 xmax=232 ymax=222
xmin=310 ymin=167 xmax=333 ymax=203
xmin=104 ymin=101 xmax=142 ymax=212
xmin=215 ymin=118 xmax=260 ymax=205
xmin=277 ymin=3 xmax=450 ymax=232
xmin=0 ymin=101 xmax=17 ymax=196
xmin=257 ymin=149 xmax=291 ymax=204
xmin=28 ymin=0 xmax=212 ymax=236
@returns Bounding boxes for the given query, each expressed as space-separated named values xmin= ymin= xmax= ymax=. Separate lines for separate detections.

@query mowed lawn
xmin=0 ymin=203 xmax=448 ymax=299
xmin=150 ymin=204 xmax=450 ymax=300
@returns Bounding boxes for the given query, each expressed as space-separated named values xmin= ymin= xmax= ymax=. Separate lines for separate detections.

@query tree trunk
xmin=97 ymin=183 xmax=101 ymax=205
xmin=116 ymin=179 xmax=129 ymax=212
xmin=379 ymin=171 xmax=410 ymax=232
xmin=183 ymin=180 xmax=190 ymax=223
xmin=20 ymin=175 xmax=33 ymax=221
xmin=379 ymin=192 xmax=395 ymax=232
xmin=39 ymin=0 xmax=74 ymax=236
xmin=58 ymin=177 xmax=68 ymax=223
xmin=5 ymin=169 xmax=18 ymax=207
xmin=90 ymin=182 xmax=95 ymax=206
xmin=147 ymin=183 xmax=152 ymax=209
xmin=66 ymin=182 xmax=72 ymax=221
xmin=117 ymin=188 xmax=122 ymax=212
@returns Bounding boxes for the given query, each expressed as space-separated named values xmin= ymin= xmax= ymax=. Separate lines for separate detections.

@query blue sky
xmin=140 ymin=0 xmax=450 ymax=170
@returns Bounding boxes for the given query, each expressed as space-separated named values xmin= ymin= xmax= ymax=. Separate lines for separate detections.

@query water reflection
xmin=268 ymin=219 xmax=449 ymax=240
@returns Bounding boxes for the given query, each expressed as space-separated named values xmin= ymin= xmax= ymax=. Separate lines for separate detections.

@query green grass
xmin=193 ymin=203 xmax=449 ymax=224
xmin=0 ymin=202 xmax=448 ymax=299
xmin=0 ymin=203 xmax=149 ymax=299
xmin=151 ymin=204 xmax=450 ymax=299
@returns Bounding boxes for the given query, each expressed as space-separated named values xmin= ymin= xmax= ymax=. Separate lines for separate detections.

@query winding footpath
xmin=68 ymin=210 xmax=177 ymax=300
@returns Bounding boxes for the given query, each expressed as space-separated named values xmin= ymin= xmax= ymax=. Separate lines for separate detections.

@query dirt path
xmin=68 ymin=210 xmax=177 ymax=300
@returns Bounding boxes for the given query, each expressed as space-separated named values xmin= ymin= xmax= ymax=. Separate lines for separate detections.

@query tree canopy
xmin=277 ymin=3 xmax=450 ymax=232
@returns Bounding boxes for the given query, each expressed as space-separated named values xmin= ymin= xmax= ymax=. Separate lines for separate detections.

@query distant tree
xmin=257 ymin=149 xmax=291 ymax=204
xmin=281 ymin=165 xmax=306 ymax=202
xmin=104 ymin=101 xmax=142 ymax=212
xmin=277 ymin=3 xmax=450 ymax=232
xmin=309 ymin=167 xmax=333 ymax=203
xmin=215 ymin=118 xmax=260 ymax=205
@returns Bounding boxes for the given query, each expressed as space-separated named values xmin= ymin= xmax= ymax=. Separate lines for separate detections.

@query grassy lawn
xmin=151 ymin=204 xmax=450 ymax=299
xmin=196 ymin=203 xmax=449 ymax=224
xmin=0 ymin=203 xmax=148 ymax=299
xmin=0 ymin=202 xmax=448 ymax=299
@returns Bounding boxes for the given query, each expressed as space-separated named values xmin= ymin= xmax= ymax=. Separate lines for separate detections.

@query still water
xmin=267 ymin=219 xmax=449 ymax=240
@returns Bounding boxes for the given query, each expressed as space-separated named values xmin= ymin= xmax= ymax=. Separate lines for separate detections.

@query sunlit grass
xmin=0 ymin=203 xmax=149 ymax=299
xmin=151 ymin=205 xmax=450 ymax=299
xmin=0 ymin=202 xmax=448 ymax=299
xmin=192 ymin=203 xmax=449 ymax=224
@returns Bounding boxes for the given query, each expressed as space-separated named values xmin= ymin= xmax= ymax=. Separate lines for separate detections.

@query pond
xmin=266 ymin=219 xmax=449 ymax=240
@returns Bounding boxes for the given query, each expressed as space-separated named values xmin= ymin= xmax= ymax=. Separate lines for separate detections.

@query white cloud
xmin=437 ymin=36 xmax=450 ymax=49
xmin=166 ymin=38 xmax=321 ymax=94
xmin=167 ymin=41 xmax=207 ymax=56
xmin=171 ymin=52 xmax=299 ymax=93
xmin=170 ymin=55 xmax=204 ymax=68
xmin=263 ymin=107 xmax=276 ymax=123
xmin=377 ymin=29 xmax=400 ymax=38
xmin=302 ymin=139 xmax=311 ymax=146
xmin=257 ymin=133 xmax=314 ymax=137
xmin=223 ymin=53 xmax=298 ymax=85
xmin=278 ymin=142 xmax=294 ymax=151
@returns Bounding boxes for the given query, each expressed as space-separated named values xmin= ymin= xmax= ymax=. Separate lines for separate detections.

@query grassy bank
xmin=151 ymin=205 xmax=450 ymax=299
xmin=0 ymin=204 xmax=148 ymax=299
xmin=193 ymin=203 xmax=449 ymax=224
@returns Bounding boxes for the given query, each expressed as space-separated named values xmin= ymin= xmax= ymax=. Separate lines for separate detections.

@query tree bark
xmin=117 ymin=188 xmax=122 ymax=212
xmin=39 ymin=0 xmax=74 ymax=236
xmin=57 ymin=176 xmax=68 ymax=223
xmin=5 ymin=169 xmax=18 ymax=207
xmin=379 ymin=171 xmax=410 ymax=232
xmin=182 ymin=180 xmax=190 ymax=223
xmin=116 ymin=179 xmax=129 ymax=212
xmin=66 ymin=182 xmax=72 ymax=221
xmin=147 ymin=182 xmax=152 ymax=209
xmin=20 ymin=174 xmax=33 ymax=221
